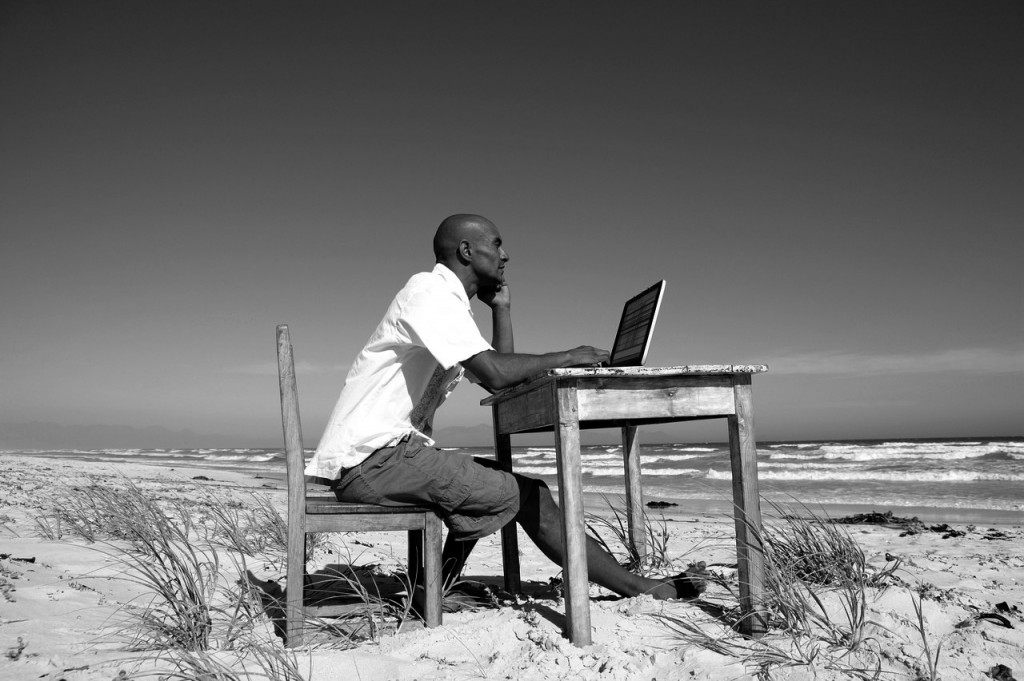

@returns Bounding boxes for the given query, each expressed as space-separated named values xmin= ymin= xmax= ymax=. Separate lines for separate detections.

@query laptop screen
xmin=608 ymin=280 xmax=665 ymax=367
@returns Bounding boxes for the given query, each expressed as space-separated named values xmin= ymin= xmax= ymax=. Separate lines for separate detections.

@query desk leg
xmin=493 ymin=409 xmax=522 ymax=594
xmin=621 ymin=425 xmax=647 ymax=562
xmin=554 ymin=382 xmax=592 ymax=646
xmin=728 ymin=375 xmax=768 ymax=637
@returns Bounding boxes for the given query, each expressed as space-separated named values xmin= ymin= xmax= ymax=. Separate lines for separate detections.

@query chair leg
xmin=285 ymin=533 xmax=306 ymax=647
xmin=423 ymin=513 xmax=443 ymax=627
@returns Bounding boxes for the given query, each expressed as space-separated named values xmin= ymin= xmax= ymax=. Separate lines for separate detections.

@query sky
xmin=1 ymin=1 xmax=1021 ymax=447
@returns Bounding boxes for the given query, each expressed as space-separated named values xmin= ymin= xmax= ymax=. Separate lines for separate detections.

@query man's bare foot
xmin=652 ymin=561 xmax=708 ymax=600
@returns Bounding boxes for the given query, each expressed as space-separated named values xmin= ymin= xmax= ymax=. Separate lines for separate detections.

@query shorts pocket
xmin=334 ymin=470 xmax=385 ymax=505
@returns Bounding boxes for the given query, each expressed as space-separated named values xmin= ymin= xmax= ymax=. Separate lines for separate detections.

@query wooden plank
xmin=727 ymin=374 xmax=768 ymax=637
xmin=493 ymin=387 xmax=555 ymax=434
xmin=306 ymin=499 xmax=435 ymax=515
xmin=621 ymin=426 xmax=647 ymax=561
xmin=481 ymin=364 xmax=768 ymax=407
xmin=576 ymin=383 xmax=735 ymax=421
xmin=305 ymin=513 xmax=428 ymax=533
xmin=553 ymin=379 xmax=592 ymax=646
xmin=549 ymin=364 xmax=769 ymax=377
xmin=493 ymin=414 xmax=730 ymax=434
xmin=493 ymin=409 xmax=522 ymax=593
xmin=278 ymin=325 xmax=308 ymax=648
xmin=580 ymin=374 xmax=734 ymax=392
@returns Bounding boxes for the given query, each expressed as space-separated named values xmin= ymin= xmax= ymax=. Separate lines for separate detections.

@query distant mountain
xmin=0 ymin=420 xmax=693 ymax=451
xmin=432 ymin=424 xmax=684 ymax=447
xmin=0 ymin=421 xmax=252 ymax=450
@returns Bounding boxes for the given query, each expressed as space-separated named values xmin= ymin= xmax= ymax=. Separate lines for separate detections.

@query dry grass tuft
xmin=656 ymin=499 xmax=918 ymax=680
xmin=32 ymin=474 xmax=404 ymax=673
xmin=909 ymin=587 xmax=943 ymax=681
xmin=585 ymin=495 xmax=681 ymax=576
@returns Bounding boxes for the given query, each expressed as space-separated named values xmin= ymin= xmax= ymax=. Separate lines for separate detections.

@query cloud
xmin=220 ymin=361 xmax=350 ymax=376
xmin=769 ymin=347 xmax=1024 ymax=376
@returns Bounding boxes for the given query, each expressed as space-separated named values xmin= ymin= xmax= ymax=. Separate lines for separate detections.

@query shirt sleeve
xmin=401 ymin=288 xmax=493 ymax=370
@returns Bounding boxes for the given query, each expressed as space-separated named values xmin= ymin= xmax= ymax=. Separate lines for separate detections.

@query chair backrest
xmin=277 ymin=324 xmax=306 ymax=531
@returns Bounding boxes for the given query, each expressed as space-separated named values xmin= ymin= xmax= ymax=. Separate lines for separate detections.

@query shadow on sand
xmin=243 ymin=566 xmax=732 ymax=646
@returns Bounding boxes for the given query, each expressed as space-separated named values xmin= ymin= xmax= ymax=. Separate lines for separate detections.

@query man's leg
xmin=515 ymin=478 xmax=705 ymax=600
xmin=440 ymin=535 xmax=477 ymax=589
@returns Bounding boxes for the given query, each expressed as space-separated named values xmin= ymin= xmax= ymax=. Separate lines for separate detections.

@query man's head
xmin=433 ymin=214 xmax=509 ymax=296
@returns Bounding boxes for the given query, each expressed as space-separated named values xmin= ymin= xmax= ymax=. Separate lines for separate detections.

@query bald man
xmin=305 ymin=214 xmax=705 ymax=614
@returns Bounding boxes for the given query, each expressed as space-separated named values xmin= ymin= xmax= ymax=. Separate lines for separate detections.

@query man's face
xmin=470 ymin=224 xmax=509 ymax=289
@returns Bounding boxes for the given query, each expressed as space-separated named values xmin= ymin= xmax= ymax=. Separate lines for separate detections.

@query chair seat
xmin=305 ymin=497 xmax=437 ymax=515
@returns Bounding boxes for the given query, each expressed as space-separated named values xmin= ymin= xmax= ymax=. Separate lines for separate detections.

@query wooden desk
xmin=481 ymin=365 xmax=769 ymax=646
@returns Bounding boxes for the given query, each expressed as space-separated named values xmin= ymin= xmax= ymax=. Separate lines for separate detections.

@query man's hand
xmin=566 ymin=345 xmax=610 ymax=367
xmin=478 ymin=281 xmax=511 ymax=309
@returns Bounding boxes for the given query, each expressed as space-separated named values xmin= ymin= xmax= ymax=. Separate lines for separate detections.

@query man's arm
xmin=462 ymin=345 xmax=609 ymax=391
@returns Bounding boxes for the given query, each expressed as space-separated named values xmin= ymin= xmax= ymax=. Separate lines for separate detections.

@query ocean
xmin=7 ymin=437 xmax=1023 ymax=525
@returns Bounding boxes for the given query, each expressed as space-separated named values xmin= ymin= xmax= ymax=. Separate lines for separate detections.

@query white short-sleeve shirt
xmin=305 ymin=264 xmax=492 ymax=479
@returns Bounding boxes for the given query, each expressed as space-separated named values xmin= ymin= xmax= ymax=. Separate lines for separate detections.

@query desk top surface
xmin=481 ymin=364 xmax=768 ymax=405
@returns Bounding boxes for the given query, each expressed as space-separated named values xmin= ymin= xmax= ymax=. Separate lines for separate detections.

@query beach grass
xmin=579 ymin=493 xmax=907 ymax=676
xmin=655 ymin=500 xmax=925 ymax=679
xmin=196 ymin=490 xmax=287 ymax=559
xmin=29 ymin=474 xmax=407 ymax=676
xmin=584 ymin=495 xmax=679 ymax=576
xmin=909 ymin=587 xmax=943 ymax=681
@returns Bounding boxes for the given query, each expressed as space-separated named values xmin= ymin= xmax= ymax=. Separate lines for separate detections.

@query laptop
xmin=606 ymin=280 xmax=666 ymax=367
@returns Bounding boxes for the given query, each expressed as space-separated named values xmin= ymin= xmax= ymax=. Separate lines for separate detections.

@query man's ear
xmin=457 ymin=239 xmax=472 ymax=263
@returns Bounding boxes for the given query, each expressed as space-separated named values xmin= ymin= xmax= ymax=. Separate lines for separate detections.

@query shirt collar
xmin=432 ymin=263 xmax=472 ymax=311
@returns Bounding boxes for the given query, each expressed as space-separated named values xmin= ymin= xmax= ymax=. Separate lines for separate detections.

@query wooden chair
xmin=277 ymin=324 xmax=443 ymax=647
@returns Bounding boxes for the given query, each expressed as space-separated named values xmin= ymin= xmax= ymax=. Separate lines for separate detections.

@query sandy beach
xmin=1 ymin=453 xmax=1021 ymax=681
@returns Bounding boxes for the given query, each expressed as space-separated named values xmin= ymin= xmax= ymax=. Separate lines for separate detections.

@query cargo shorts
xmin=332 ymin=437 xmax=540 ymax=541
